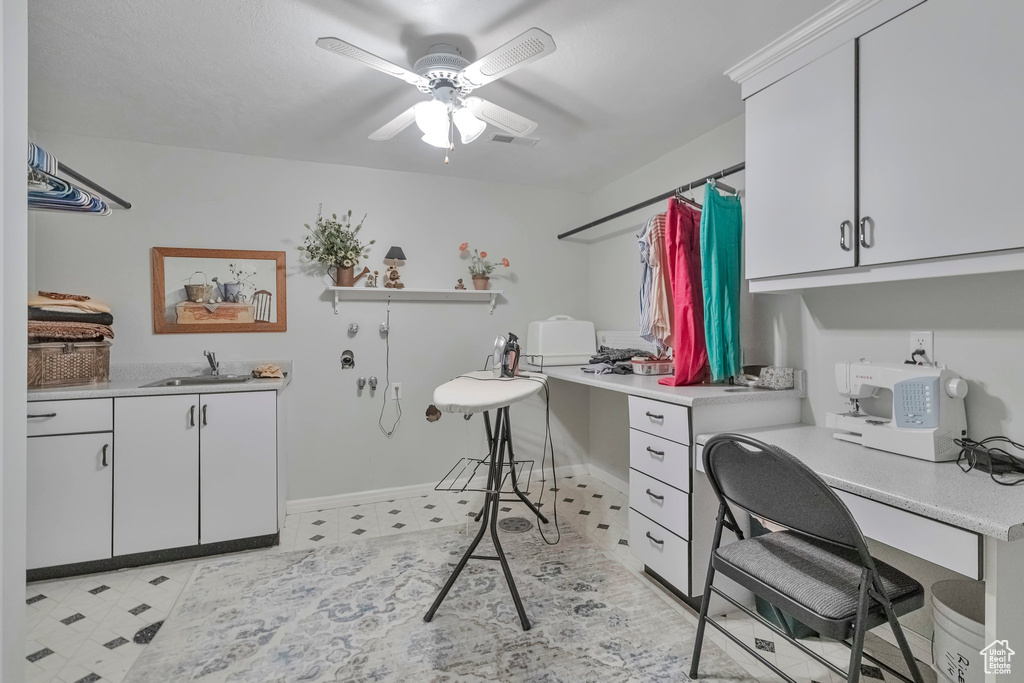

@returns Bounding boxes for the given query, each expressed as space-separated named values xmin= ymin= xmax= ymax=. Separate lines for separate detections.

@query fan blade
xmin=458 ymin=27 xmax=556 ymax=88
xmin=368 ymin=106 xmax=418 ymax=141
xmin=464 ymin=97 xmax=538 ymax=136
xmin=316 ymin=37 xmax=426 ymax=86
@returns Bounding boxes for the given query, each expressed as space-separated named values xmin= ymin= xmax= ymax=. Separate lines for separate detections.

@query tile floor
xmin=23 ymin=473 xmax=933 ymax=683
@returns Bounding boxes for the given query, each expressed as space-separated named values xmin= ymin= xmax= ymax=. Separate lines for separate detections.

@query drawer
xmin=834 ymin=489 xmax=981 ymax=579
xmin=628 ymin=395 xmax=690 ymax=445
xmin=629 ymin=468 xmax=689 ymax=538
xmin=630 ymin=510 xmax=689 ymax=594
xmin=27 ymin=398 xmax=112 ymax=437
xmin=630 ymin=429 xmax=690 ymax=492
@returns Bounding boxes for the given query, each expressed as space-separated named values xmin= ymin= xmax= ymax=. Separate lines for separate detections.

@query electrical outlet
xmin=910 ymin=331 xmax=934 ymax=363
xmin=391 ymin=383 xmax=402 ymax=400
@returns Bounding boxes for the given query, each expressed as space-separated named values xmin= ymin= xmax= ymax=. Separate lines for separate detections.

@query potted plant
xmin=299 ymin=205 xmax=374 ymax=286
xmin=459 ymin=242 xmax=509 ymax=290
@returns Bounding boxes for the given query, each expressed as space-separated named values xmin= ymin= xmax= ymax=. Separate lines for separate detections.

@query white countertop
xmin=541 ymin=365 xmax=804 ymax=407
xmin=695 ymin=423 xmax=1024 ymax=541
xmin=28 ymin=360 xmax=292 ymax=401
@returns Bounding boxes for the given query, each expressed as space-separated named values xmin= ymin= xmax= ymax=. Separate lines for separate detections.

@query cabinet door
xmin=27 ymin=433 xmax=113 ymax=569
xmin=200 ymin=391 xmax=277 ymax=543
xmin=859 ymin=0 xmax=1024 ymax=265
xmin=113 ymin=395 xmax=199 ymax=555
xmin=745 ymin=42 xmax=856 ymax=279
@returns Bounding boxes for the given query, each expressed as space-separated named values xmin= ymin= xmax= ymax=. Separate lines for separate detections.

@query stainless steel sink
xmin=142 ymin=375 xmax=252 ymax=388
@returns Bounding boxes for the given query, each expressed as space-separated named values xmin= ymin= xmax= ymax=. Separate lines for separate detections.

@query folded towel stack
xmin=28 ymin=291 xmax=114 ymax=343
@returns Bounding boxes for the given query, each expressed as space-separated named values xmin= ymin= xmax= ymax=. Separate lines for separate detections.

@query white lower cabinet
xmin=199 ymin=391 xmax=278 ymax=543
xmin=27 ymin=390 xmax=279 ymax=573
xmin=28 ymin=433 xmax=113 ymax=570
xmin=114 ymin=394 xmax=200 ymax=555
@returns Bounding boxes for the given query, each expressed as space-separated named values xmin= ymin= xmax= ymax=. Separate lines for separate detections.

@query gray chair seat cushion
xmin=715 ymin=530 xmax=923 ymax=620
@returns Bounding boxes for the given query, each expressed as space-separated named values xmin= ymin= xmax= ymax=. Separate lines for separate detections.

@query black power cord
xmin=955 ymin=436 xmax=1024 ymax=486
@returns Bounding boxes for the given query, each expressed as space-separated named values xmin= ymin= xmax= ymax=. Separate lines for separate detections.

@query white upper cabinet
xmin=733 ymin=0 xmax=1024 ymax=290
xmin=114 ymin=394 xmax=200 ymax=556
xmin=858 ymin=0 xmax=1024 ymax=265
xmin=199 ymin=391 xmax=278 ymax=544
xmin=744 ymin=42 xmax=856 ymax=279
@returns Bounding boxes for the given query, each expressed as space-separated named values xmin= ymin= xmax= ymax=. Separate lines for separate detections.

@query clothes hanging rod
xmin=57 ymin=162 xmax=132 ymax=209
xmin=558 ymin=161 xmax=744 ymax=240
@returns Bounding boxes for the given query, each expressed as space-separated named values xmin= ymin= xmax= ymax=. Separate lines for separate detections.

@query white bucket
xmin=932 ymin=579 xmax=985 ymax=683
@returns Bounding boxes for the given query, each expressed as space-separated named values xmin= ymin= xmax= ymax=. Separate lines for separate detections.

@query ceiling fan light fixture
xmin=453 ymin=106 xmax=486 ymax=144
xmin=414 ymin=99 xmax=449 ymax=138
xmin=421 ymin=132 xmax=450 ymax=149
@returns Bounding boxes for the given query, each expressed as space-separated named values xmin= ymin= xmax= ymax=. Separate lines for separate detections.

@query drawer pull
xmin=202 ymin=404 xmax=208 ymax=426
xmin=645 ymin=531 xmax=664 ymax=545
xmin=646 ymin=446 xmax=665 ymax=457
xmin=189 ymin=405 xmax=196 ymax=427
xmin=27 ymin=413 xmax=57 ymax=419
xmin=645 ymin=488 xmax=664 ymax=501
xmin=101 ymin=444 xmax=109 ymax=467
xmin=645 ymin=411 xmax=664 ymax=420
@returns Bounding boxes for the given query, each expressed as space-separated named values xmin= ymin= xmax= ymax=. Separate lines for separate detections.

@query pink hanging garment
xmin=659 ymin=199 xmax=709 ymax=386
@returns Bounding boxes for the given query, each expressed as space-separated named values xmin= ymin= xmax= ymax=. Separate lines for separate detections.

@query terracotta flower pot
xmin=472 ymin=275 xmax=490 ymax=290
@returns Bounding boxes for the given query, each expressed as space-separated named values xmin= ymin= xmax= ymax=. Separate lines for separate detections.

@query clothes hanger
xmin=674 ymin=181 xmax=702 ymax=209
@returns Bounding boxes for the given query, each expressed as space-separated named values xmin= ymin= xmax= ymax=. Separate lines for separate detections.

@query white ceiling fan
xmin=315 ymin=28 xmax=556 ymax=160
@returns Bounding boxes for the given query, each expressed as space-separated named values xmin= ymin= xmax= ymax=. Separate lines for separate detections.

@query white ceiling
xmin=28 ymin=0 xmax=821 ymax=192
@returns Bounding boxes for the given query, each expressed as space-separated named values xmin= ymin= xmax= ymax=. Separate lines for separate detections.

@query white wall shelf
xmin=325 ymin=287 xmax=503 ymax=315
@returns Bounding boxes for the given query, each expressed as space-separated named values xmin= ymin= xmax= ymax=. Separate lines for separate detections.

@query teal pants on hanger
xmin=700 ymin=184 xmax=743 ymax=381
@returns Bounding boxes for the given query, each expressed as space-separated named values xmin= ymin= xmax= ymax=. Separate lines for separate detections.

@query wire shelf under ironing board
xmin=435 ymin=456 xmax=535 ymax=496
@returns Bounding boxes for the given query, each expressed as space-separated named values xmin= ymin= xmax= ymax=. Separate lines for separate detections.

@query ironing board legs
xmin=424 ymin=408 xmax=532 ymax=630
xmin=474 ymin=408 xmax=549 ymax=525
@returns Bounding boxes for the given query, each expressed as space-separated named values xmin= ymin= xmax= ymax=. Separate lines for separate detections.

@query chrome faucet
xmin=204 ymin=350 xmax=220 ymax=376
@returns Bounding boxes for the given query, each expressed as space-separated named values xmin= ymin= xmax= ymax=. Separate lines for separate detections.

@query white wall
xmin=3 ymin=0 xmax=29 ymax=680
xmin=30 ymin=132 xmax=592 ymax=502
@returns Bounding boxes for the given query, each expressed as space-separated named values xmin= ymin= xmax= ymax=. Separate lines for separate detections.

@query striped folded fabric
xmin=27 ymin=143 xmax=111 ymax=216
xmin=28 ymin=321 xmax=114 ymax=343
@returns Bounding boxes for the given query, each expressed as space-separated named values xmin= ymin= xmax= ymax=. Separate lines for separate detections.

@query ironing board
xmin=424 ymin=371 xmax=549 ymax=631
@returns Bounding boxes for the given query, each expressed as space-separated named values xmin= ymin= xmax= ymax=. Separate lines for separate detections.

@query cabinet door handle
xmin=646 ymin=446 xmax=665 ymax=457
xmin=645 ymin=531 xmax=664 ymax=545
xmin=189 ymin=404 xmax=196 ymax=427
xmin=101 ymin=444 xmax=109 ymax=467
xmin=839 ymin=220 xmax=852 ymax=251
xmin=859 ymin=216 xmax=873 ymax=248
xmin=645 ymin=488 xmax=664 ymax=501
xmin=645 ymin=411 xmax=664 ymax=420
xmin=202 ymin=404 xmax=208 ymax=426
xmin=27 ymin=412 xmax=57 ymax=419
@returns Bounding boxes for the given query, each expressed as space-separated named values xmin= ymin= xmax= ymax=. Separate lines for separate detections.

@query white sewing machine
xmin=826 ymin=361 xmax=968 ymax=462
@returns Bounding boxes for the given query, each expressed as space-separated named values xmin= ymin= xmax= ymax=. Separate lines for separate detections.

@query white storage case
xmin=525 ymin=315 xmax=596 ymax=367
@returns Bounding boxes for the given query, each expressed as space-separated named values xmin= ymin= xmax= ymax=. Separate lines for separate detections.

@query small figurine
xmin=384 ymin=263 xmax=405 ymax=289
xmin=454 ymin=278 xmax=466 ymax=290
xmin=365 ymin=270 xmax=379 ymax=288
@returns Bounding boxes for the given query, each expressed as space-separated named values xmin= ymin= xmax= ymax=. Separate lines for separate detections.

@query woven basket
xmin=28 ymin=341 xmax=111 ymax=388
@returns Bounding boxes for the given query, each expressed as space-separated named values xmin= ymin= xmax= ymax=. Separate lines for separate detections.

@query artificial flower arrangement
xmin=299 ymin=205 xmax=374 ymax=270
xmin=459 ymin=242 xmax=510 ymax=277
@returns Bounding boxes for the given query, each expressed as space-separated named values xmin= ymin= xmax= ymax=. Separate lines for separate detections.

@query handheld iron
xmin=491 ymin=332 xmax=521 ymax=378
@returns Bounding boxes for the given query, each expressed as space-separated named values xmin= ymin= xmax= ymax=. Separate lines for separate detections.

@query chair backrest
xmin=703 ymin=433 xmax=872 ymax=560
xmin=252 ymin=290 xmax=272 ymax=322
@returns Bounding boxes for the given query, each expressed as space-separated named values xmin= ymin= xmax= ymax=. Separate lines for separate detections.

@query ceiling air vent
xmin=488 ymin=132 xmax=540 ymax=148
